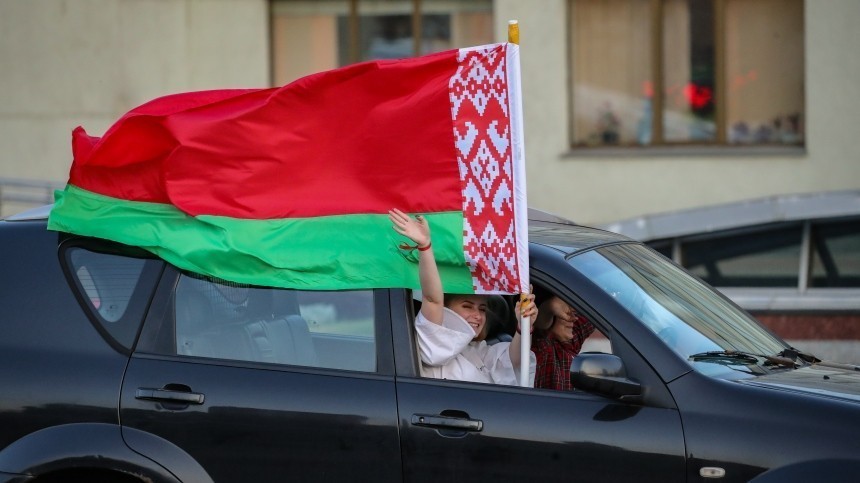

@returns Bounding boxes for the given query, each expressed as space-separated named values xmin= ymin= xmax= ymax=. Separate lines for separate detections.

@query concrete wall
xmin=496 ymin=0 xmax=860 ymax=225
xmin=0 ymin=0 xmax=269 ymax=216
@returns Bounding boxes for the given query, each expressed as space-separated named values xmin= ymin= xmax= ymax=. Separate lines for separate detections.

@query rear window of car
xmin=66 ymin=247 xmax=163 ymax=350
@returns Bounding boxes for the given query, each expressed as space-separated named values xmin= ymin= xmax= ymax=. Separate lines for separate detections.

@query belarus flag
xmin=48 ymin=43 xmax=528 ymax=295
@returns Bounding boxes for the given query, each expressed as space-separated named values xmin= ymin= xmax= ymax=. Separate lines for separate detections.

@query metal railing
xmin=0 ymin=177 xmax=64 ymax=214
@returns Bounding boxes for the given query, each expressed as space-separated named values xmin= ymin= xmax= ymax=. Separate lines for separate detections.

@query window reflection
xmin=662 ymin=0 xmax=715 ymax=142
xmin=811 ymin=220 xmax=860 ymax=288
xmin=173 ymin=274 xmax=377 ymax=372
xmin=568 ymin=244 xmax=784 ymax=369
xmin=682 ymin=225 xmax=803 ymax=288
xmin=571 ymin=0 xmax=652 ymax=146
xmin=272 ymin=0 xmax=493 ymax=86
xmin=336 ymin=13 xmax=452 ymax=64
xmin=725 ymin=0 xmax=804 ymax=145
xmin=570 ymin=0 xmax=804 ymax=147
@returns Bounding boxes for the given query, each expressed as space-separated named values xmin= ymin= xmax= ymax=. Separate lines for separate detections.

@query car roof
xmin=5 ymin=204 xmax=633 ymax=256
xmin=599 ymin=189 xmax=860 ymax=242
xmin=528 ymin=219 xmax=632 ymax=255
xmin=526 ymin=207 xmax=634 ymax=255
xmin=3 ymin=204 xmax=53 ymax=221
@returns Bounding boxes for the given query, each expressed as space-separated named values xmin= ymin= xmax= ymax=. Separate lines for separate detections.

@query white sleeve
xmin=482 ymin=341 xmax=536 ymax=387
xmin=415 ymin=309 xmax=475 ymax=366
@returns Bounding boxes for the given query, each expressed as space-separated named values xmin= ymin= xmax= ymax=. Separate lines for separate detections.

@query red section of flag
xmin=69 ymin=52 xmax=462 ymax=219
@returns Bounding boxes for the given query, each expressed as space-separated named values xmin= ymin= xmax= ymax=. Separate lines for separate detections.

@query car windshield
xmin=568 ymin=243 xmax=788 ymax=377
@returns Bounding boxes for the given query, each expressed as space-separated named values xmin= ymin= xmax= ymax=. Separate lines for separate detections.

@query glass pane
xmin=725 ymin=0 xmax=804 ymax=145
xmin=342 ymin=4 xmax=416 ymax=63
xmin=811 ymin=220 xmax=860 ymax=288
xmin=445 ymin=1 xmax=493 ymax=49
xmin=272 ymin=0 xmax=492 ymax=86
xmin=341 ymin=0 xmax=492 ymax=63
xmin=648 ymin=241 xmax=674 ymax=260
xmin=569 ymin=244 xmax=785 ymax=377
xmin=663 ymin=0 xmax=716 ymax=142
xmin=70 ymin=249 xmax=147 ymax=323
xmin=681 ymin=225 xmax=803 ymax=287
xmin=298 ymin=290 xmax=376 ymax=372
xmin=175 ymin=275 xmax=377 ymax=372
xmin=68 ymin=248 xmax=161 ymax=348
xmin=272 ymin=0 xmax=347 ymax=86
xmin=571 ymin=0 xmax=652 ymax=146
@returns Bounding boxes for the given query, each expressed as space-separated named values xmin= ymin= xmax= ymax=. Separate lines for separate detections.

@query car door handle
xmin=136 ymin=387 xmax=205 ymax=405
xmin=411 ymin=414 xmax=483 ymax=432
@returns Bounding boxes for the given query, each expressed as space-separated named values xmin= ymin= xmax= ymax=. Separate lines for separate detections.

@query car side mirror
xmin=570 ymin=353 xmax=642 ymax=402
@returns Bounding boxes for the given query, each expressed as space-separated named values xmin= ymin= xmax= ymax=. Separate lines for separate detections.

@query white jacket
xmin=415 ymin=307 xmax=535 ymax=386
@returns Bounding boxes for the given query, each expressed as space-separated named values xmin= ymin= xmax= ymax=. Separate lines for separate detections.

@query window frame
xmin=135 ymin=265 xmax=396 ymax=376
xmin=567 ymin=0 xmax=805 ymax=150
xmin=59 ymin=236 xmax=165 ymax=353
xmin=269 ymin=0 xmax=494 ymax=85
xmin=648 ymin=216 xmax=860 ymax=311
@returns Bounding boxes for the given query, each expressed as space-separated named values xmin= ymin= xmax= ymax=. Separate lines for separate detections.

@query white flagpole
xmin=509 ymin=19 xmax=531 ymax=388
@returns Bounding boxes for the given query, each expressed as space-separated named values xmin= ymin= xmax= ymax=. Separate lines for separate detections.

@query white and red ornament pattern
xmin=449 ymin=43 xmax=522 ymax=294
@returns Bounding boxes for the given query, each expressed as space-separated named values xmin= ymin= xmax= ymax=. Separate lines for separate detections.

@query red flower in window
xmin=685 ymin=83 xmax=713 ymax=110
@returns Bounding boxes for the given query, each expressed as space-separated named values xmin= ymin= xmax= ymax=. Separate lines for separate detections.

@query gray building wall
xmin=1 ymin=0 xmax=858 ymax=225
xmin=0 ymin=0 xmax=269 ymax=215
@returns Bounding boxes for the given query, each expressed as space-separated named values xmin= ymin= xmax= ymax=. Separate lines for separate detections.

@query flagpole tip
xmin=507 ymin=20 xmax=519 ymax=45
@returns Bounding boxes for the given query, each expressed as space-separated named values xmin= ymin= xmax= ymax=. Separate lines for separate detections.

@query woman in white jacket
xmin=389 ymin=208 xmax=537 ymax=386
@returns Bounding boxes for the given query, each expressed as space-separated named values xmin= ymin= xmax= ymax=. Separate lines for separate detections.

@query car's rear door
xmin=390 ymin=290 xmax=686 ymax=483
xmin=120 ymin=269 xmax=401 ymax=482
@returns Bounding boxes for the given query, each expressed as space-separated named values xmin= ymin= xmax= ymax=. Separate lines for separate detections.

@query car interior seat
xmin=264 ymin=314 xmax=319 ymax=367
xmin=175 ymin=280 xmax=216 ymax=357
xmin=485 ymin=295 xmax=515 ymax=345
xmin=245 ymin=285 xmax=318 ymax=367
xmin=174 ymin=276 xmax=268 ymax=363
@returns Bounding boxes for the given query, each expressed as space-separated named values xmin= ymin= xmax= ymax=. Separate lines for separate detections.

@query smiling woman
xmin=390 ymin=207 xmax=537 ymax=386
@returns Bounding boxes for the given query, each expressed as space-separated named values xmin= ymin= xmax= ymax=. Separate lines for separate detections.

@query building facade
xmin=1 ymin=0 xmax=858 ymax=225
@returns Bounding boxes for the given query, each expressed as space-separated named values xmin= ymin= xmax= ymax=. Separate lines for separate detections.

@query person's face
xmin=447 ymin=295 xmax=488 ymax=338
xmin=549 ymin=302 xmax=580 ymax=343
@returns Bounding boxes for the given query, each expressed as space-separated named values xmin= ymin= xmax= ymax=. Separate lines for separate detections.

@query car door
xmin=390 ymin=290 xmax=687 ymax=483
xmin=120 ymin=268 xmax=401 ymax=482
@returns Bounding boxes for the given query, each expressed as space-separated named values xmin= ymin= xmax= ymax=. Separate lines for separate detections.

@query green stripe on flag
xmin=48 ymin=185 xmax=474 ymax=292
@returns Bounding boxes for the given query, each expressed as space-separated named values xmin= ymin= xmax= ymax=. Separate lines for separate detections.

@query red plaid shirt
xmin=532 ymin=316 xmax=595 ymax=391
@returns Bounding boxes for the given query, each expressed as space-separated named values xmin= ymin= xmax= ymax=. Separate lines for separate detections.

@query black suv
xmin=2 ymin=206 xmax=859 ymax=483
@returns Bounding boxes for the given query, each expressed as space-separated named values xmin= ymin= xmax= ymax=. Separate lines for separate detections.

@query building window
xmin=570 ymin=0 xmax=804 ymax=148
xmin=271 ymin=0 xmax=493 ymax=86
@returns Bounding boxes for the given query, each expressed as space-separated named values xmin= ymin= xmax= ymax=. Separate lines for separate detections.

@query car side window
xmin=410 ymin=289 xmax=612 ymax=391
xmin=173 ymin=274 xmax=376 ymax=372
xmin=810 ymin=219 xmax=860 ymax=288
xmin=481 ymin=292 xmax=612 ymax=356
xmin=66 ymin=247 xmax=163 ymax=349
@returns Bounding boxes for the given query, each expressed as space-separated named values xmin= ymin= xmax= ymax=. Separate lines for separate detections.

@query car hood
xmin=739 ymin=363 xmax=860 ymax=403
